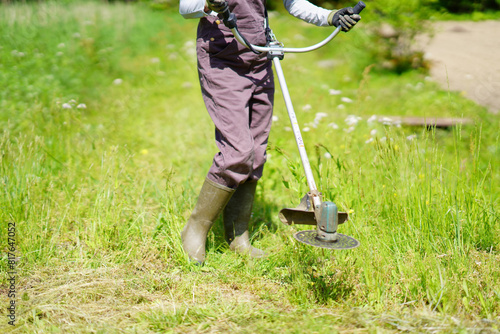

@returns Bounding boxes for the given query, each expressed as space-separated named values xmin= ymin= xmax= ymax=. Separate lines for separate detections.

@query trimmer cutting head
xmin=294 ymin=231 xmax=360 ymax=249
xmin=281 ymin=193 xmax=360 ymax=250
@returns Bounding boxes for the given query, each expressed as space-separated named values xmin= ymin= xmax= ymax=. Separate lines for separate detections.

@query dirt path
xmin=422 ymin=20 xmax=500 ymax=114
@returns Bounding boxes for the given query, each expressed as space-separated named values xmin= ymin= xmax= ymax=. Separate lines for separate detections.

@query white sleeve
xmin=283 ymin=0 xmax=333 ymax=27
xmin=179 ymin=0 xmax=211 ymax=19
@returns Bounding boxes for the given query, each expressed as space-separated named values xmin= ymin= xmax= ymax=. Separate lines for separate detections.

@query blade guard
xmin=279 ymin=193 xmax=348 ymax=226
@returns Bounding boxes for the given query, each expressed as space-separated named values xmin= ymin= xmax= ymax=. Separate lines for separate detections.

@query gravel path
xmin=422 ymin=20 xmax=500 ymax=114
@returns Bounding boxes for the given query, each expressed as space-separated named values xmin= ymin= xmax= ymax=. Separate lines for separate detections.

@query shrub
xmin=360 ymin=0 xmax=434 ymax=73
xmin=436 ymin=0 xmax=500 ymax=13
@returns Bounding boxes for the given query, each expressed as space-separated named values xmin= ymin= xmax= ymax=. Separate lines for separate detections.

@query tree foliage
xmin=3 ymin=0 xmax=499 ymax=13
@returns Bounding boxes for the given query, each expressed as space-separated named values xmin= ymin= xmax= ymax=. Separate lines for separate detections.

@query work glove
xmin=206 ymin=0 xmax=228 ymax=14
xmin=328 ymin=7 xmax=361 ymax=32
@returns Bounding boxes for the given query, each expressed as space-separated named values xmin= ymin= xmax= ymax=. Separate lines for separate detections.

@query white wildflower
xmin=328 ymin=122 xmax=339 ymax=129
xmin=182 ymin=40 xmax=196 ymax=58
xmin=303 ymin=127 xmax=310 ymax=132
xmin=345 ymin=115 xmax=362 ymax=126
xmin=150 ymin=57 xmax=160 ymax=64
xmin=341 ymin=97 xmax=353 ymax=103
xmin=329 ymin=89 xmax=342 ymax=96
xmin=344 ymin=126 xmax=355 ymax=133
xmin=365 ymin=138 xmax=374 ymax=144
xmin=380 ymin=137 xmax=387 ymax=142
xmin=367 ymin=115 xmax=378 ymax=124
xmin=317 ymin=59 xmax=337 ymax=69
xmin=284 ymin=127 xmax=292 ymax=132
xmin=370 ymin=129 xmax=377 ymax=136
xmin=302 ymin=104 xmax=312 ymax=111
xmin=379 ymin=117 xmax=393 ymax=125
xmin=57 ymin=43 xmax=65 ymax=49
xmin=77 ymin=103 xmax=87 ymax=109
xmin=311 ymin=112 xmax=328 ymax=128
xmin=11 ymin=50 xmax=25 ymax=57
xmin=113 ymin=78 xmax=123 ymax=85
xmin=272 ymin=116 xmax=279 ymax=122
xmin=337 ymin=104 xmax=346 ymax=110
xmin=62 ymin=103 xmax=72 ymax=109
xmin=184 ymin=48 xmax=196 ymax=57
xmin=294 ymin=34 xmax=306 ymax=41
xmin=324 ymin=152 xmax=332 ymax=159
xmin=407 ymin=134 xmax=417 ymax=141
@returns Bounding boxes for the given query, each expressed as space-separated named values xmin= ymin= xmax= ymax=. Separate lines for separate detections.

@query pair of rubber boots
xmin=181 ymin=178 xmax=266 ymax=264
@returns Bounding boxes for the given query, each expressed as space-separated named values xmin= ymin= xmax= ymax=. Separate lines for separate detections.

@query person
xmin=179 ymin=0 xmax=361 ymax=264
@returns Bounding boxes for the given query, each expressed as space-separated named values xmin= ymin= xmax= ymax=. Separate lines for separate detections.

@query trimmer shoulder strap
xmin=264 ymin=1 xmax=272 ymax=45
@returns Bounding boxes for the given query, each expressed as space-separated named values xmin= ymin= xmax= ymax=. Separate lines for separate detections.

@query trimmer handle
xmin=353 ymin=1 xmax=366 ymax=14
xmin=222 ymin=1 xmax=365 ymax=29
xmin=219 ymin=8 xmax=237 ymax=29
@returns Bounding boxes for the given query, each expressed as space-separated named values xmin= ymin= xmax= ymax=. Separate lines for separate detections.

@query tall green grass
xmin=0 ymin=1 xmax=499 ymax=332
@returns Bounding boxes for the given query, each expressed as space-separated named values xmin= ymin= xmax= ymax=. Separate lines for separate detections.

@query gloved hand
xmin=206 ymin=0 xmax=228 ymax=14
xmin=328 ymin=7 xmax=361 ymax=32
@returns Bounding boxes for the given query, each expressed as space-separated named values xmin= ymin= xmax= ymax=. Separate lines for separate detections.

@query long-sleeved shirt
xmin=179 ymin=0 xmax=332 ymax=27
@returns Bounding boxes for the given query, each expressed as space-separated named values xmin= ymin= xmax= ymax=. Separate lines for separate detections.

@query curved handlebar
xmin=221 ymin=1 xmax=366 ymax=54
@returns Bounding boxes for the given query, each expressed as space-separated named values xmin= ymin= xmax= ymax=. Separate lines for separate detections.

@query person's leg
xmin=181 ymin=178 xmax=234 ymax=264
xmin=199 ymin=63 xmax=257 ymax=189
xmin=248 ymin=64 xmax=275 ymax=182
xmin=223 ymin=181 xmax=266 ymax=257
xmin=182 ymin=50 xmax=258 ymax=263
xmin=222 ymin=64 xmax=274 ymax=257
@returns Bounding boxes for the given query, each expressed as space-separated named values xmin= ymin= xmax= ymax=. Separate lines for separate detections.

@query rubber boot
xmin=223 ymin=181 xmax=266 ymax=258
xmin=181 ymin=178 xmax=235 ymax=264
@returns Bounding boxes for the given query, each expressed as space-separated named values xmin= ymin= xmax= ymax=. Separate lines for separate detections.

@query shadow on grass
xmin=307 ymin=270 xmax=354 ymax=305
xmin=208 ymin=194 xmax=282 ymax=253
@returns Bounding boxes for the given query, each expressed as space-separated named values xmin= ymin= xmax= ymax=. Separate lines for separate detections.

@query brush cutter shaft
xmin=272 ymin=57 xmax=319 ymax=197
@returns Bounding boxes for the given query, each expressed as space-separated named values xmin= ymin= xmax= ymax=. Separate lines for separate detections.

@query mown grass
xmin=0 ymin=1 xmax=499 ymax=332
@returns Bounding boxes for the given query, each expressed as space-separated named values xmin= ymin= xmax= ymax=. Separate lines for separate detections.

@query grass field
xmin=0 ymin=1 xmax=499 ymax=332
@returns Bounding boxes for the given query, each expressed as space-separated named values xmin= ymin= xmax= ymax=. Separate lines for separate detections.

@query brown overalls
xmin=197 ymin=0 xmax=274 ymax=189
